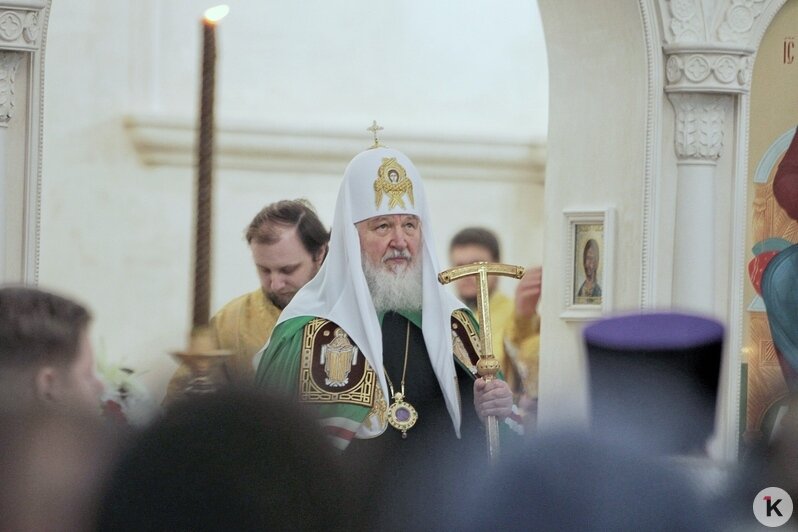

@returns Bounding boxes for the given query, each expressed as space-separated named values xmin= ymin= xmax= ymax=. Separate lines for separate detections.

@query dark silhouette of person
xmin=448 ymin=432 xmax=725 ymax=532
xmin=583 ymin=311 xmax=723 ymax=456
xmin=95 ymin=388 xmax=356 ymax=531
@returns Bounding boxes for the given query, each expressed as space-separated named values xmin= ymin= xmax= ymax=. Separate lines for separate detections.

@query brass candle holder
xmin=167 ymin=6 xmax=232 ymax=401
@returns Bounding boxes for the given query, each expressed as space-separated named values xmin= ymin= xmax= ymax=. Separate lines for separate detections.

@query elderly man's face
xmin=356 ymin=214 xmax=421 ymax=273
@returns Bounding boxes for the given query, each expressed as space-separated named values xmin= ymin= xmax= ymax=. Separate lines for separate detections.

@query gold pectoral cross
xmin=438 ymin=261 xmax=525 ymax=463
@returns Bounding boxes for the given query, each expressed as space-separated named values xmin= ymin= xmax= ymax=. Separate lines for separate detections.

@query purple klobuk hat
xmin=583 ymin=312 xmax=724 ymax=454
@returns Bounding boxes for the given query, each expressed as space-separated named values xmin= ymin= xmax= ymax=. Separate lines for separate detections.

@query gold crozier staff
xmin=438 ymin=261 xmax=525 ymax=463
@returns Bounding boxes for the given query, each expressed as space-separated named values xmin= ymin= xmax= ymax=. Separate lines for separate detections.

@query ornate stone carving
xmin=662 ymin=0 xmax=777 ymax=45
xmin=0 ymin=9 xmax=41 ymax=49
xmin=666 ymin=0 xmax=703 ymax=43
xmin=664 ymin=49 xmax=753 ymax=93
xmin=0 ymin=51 xmax=21 ymax=127
xmin=0 ymin=11 xmax=23 ymax=41
xmin=22 ymin=11 xmax=39 ymax=44
xmin=738 ymin=55 xmax=753 ymax=85
xmin=684 ymin=54 xmax=711 ymax=81
xmin=659 ymin=0 xmax=781 ymax=92
xmin=665 ymin=54 xmax=682 ymax=81
xmin=718 ymin=0 xmax=767 ymax=43
xmin=668 ymin=93 xmax=730 ymax=161
xmin=714 ymin=55 xmax=737 ymax=82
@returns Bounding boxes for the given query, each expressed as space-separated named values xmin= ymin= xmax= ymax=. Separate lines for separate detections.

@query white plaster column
xmin=0 ymin=0 xmax=49 ymax=283
xmin=657 ymin=0 xmax=763 ymax=314
xmin=667 ymin=92 xmax=731 ymax=313
xmin=661 ymin=34 xmax=754 ymax=313
xmin=0 ymin=50 xmax=21 ymax=280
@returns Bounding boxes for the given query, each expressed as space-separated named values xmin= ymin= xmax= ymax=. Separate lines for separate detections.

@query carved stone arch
xmin=638 ymin=0 xmax=667 ymax=309
xmin=747 ymin=1 xmax=791 ymax=55
xmin=717 ymin=0 xmax=788 ymax=47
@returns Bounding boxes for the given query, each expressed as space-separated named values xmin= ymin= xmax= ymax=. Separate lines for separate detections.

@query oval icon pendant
xmin=387 ymin=392 xmax=418 ymax=438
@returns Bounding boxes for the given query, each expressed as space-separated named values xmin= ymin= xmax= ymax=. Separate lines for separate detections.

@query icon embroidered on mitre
xmin=374 ymin=158 xmax=414 ymax=209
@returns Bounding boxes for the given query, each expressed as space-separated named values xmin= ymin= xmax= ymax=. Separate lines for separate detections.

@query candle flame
xmin=204 ymin=5 xmax=229 ymax=23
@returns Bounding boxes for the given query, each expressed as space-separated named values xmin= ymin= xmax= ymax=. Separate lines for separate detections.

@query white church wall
xmin=537 ymin=0 xmax=648 ymax=428
xmin=38 ymin=1 xmax=548 ymax=403
xmin=150 ymin=0 xmax=548 ymax=140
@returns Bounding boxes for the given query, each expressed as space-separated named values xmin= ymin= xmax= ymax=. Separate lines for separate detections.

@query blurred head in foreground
xmin=453 ymin=432 xmax=718 ymax=532
xmin=0 ymin=285 xmax=104 ymax=415
xmin=583 ymin=311 xmax=723 ymax=455
xmin=96 ymin=388 xmax=352 ymax=531
xmin=0 ymin=409 xmax=119 ymax=531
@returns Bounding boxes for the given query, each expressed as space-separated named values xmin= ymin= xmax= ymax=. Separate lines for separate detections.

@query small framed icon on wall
xmin=561 ymin=209 xmax=614 ymax=321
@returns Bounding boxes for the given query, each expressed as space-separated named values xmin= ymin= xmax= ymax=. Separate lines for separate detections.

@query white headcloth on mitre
xmin=274 ymin=146 xmax=466 ymax=436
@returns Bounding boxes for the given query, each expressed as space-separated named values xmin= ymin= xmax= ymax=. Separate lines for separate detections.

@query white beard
xmin=362 ymin=249 xmax=423 ymax=314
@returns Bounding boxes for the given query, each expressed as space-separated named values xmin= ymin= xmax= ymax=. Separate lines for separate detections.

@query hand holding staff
xmin=438 ymin=261 xmax=524 ymax=463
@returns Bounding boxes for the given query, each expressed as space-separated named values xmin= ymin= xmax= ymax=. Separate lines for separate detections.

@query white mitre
xmin=275 ymin=144 xmax=466 ymax=436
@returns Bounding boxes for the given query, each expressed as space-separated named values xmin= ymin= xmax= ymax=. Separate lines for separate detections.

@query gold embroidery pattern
xmin=453 ymin=310 xmax=482 ymax=355
xmin=370 ymin=391 xmax=388 ymax=427
xmin=374 ymin=157 xmax=414 ymax=209
xmin=452 ymin=334 xmax=478 ymax=375
xmin=321 ymin=328 xmax=359 ymax=387
xmin=299 ymin=319 xmax=375 ymax=406
xmin=451 ymin=310 xmax=482 ymax=374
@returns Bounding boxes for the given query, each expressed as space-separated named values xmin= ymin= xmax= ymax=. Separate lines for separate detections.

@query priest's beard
xmin=362 ymin=249 xmax=423 ymax=314
xmin=265 ymin=286 xmax=300 ymax=310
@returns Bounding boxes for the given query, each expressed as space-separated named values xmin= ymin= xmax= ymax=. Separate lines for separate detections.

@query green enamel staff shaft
xmin=438 ymin=261 xmax=525 ymax=464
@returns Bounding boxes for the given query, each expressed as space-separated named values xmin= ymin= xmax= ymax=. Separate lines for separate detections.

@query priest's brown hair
xmin=245 ymin=199 xmax=329 ymax=259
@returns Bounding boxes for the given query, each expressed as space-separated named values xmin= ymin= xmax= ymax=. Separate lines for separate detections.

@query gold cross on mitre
xmin=367 ymin=120 xmax=384 ymax=148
